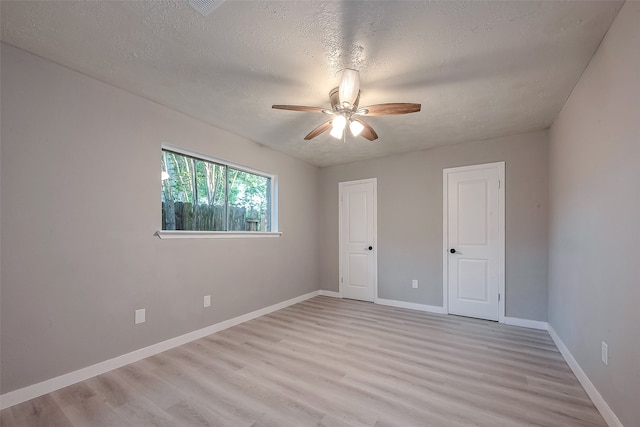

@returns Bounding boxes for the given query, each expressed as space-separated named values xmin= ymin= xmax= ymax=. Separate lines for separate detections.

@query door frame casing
xmin=338 ymin=178 xmax=378 ymax=301
xmin=442 ymin=162 xmax=505 ymax=323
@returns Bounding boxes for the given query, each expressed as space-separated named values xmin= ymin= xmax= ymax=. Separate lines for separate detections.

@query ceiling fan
xmin=272 ymin=69 xmax=421 ymax=141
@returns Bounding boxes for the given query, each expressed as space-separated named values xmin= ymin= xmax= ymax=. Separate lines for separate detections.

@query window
xmin=161 ymin=147 xmax=276 ymax=234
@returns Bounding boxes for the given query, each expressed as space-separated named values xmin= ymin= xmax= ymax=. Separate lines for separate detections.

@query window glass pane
xmin=227 ymin=168 xmax=271 ymax=232
xmin=162 ymin=151 xmax=194 ymax=230
xmin=162 ymin=149 xmax=272 ymax=232
xmin=193 ymin=159 xmax=226 ymax=231
xmin=162 ymin=150 xmax=194 ymax=204
xmin=162 ymin=151 xmax=225 ymax=231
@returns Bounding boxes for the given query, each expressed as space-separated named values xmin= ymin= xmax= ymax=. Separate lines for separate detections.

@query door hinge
xmin=498 ymin=180 xmax=501 ymax=189
xmin=498 ymin=293 xmax=501 ymax=302
xmin=341 ymin=277 xmax=343 ymax=283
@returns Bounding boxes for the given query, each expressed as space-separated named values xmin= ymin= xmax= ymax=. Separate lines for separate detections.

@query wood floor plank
xmin=7 ymin=394 xmax=73 ymax=427
xmin=58 ymin=395 xmax=128 ymax=427
xmin=274 ymin=327 xmax=588 ymax=425
xmin=1 ymin=296 xmax=606 ymax=426
xmin=0 ymin=406 xmax=17 ymax=427
xmin=50 ymin=383 xmax=96 ymax=409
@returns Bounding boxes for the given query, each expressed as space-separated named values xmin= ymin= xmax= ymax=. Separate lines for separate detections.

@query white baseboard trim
xmin=503 ymin=316 xmax=549 ymax=330
xmin=375 ymin=298 xmax=446 ymax=314
xmin=548 ymin=325 xmax=623 ymax=427
xmin=318 ymin=290 xmax=342 ymax=298
xmin=0 ymin=290 xmax=320 ymax=410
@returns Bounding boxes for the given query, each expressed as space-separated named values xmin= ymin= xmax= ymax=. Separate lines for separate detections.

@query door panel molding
xmin=339 ymin=178 xmax=378 ymax=301
xmin=443 ymin=162 xmax=505 ymax=322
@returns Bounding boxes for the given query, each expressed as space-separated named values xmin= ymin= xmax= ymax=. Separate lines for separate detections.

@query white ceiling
xmin=1 ymin=1 xmax=622 ymax=167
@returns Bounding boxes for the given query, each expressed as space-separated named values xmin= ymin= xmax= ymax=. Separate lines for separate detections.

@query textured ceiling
xmin=1 ymin=1 xmax=622 ymax=166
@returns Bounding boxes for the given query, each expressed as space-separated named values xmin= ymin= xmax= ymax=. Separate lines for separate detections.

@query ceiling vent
xmin=188 ymin=0 xmax=225 ymax=17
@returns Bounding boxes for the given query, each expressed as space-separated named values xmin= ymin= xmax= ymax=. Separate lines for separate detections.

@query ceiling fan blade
xmin=357 ymin=103 xmax=421 ymax=116
xmin=304 ymin=120 xmax=333 ymax=140
xmin=272 ymin=105 xmax=329 ymax=114
xmin=352 ymin=118 xmax=378 ymax=141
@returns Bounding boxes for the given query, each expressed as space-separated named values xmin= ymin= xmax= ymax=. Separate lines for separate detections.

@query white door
xmin=339 ymin=179 xmax=377 ymax=302
xmin=443 ymin=163 xmax=504 ymax=321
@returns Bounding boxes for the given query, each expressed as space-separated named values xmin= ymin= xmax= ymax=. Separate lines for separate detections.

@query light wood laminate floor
xmin=1 ymin=296 xmax=605 ymax=426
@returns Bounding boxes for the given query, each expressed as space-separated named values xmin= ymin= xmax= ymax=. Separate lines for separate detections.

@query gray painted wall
xmin=0 ymin=44 xmax=320 ymax=394
xmin=548 ymin=2 xmax=640 ymax=426
xmin=319 ymin=131 xmax=549 ymax=321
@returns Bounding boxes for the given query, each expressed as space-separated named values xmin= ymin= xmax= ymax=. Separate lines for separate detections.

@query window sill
xmin=156 ymin=231 xmax=282 ymax=239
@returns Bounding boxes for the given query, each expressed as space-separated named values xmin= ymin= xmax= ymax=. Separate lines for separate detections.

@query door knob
xmin=450 ymin=248 xmax=456 ymax=254
xmin=368 ymin=246 xmax=373 ymax=251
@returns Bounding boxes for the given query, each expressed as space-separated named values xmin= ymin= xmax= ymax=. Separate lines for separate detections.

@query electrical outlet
xmin=135 ymin=309 xmax=146 ymax=325
xmin=601 ymin=342 xmax=608 ymax=365
xmin=412 ymin=279 xmax=418 ymax=289
xmin=204 ymin=295 xmax=211 ymax=308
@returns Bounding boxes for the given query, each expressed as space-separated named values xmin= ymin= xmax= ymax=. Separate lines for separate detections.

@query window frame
xmin=157 ymin=144 xmax=280 ymax=239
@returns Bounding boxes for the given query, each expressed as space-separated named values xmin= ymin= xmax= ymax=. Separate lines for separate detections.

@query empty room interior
xmin=1 ymin=1 xmax=639 ymax=426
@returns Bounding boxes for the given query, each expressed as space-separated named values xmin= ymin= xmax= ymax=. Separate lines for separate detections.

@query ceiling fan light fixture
xmin=330 ymin=115 xmax=347 ymax=139
xmin=339 ymin=69 xmax=360 ymax=107
xmin=272 ymin=69 xmax=420 ymax=142
xmin=349 ymin=120 xmax=365 ymax=137
xmin=332 ymin=115 xmax=347 ymax=131
xmin=330 ymin=126 xmax=344 ymax=139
